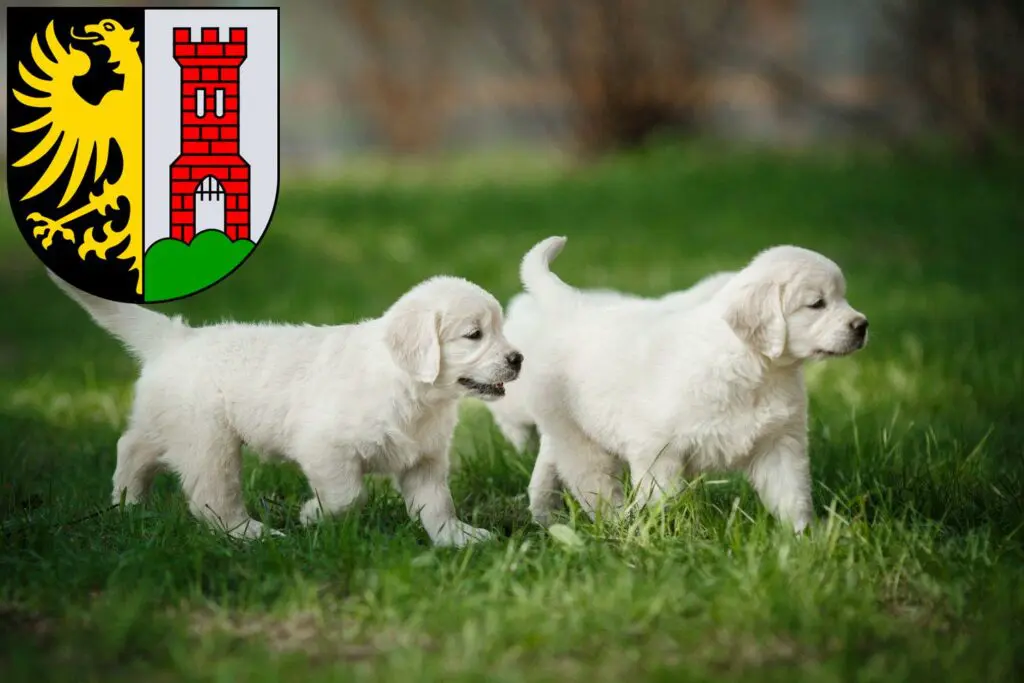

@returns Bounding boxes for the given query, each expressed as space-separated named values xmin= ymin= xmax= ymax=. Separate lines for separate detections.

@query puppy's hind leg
xmin=527 ymin=437 xmax=563 ymax=525
xmin=111 ymin=428 xmax=163 ymax=505
xmin=497 ymin=417 xmax=535 ymax=454
xmin=488 ymin=399 xmax=536 ymax=453
xmin=543 ymin=424 xmax=624 ymax=523
xmin=297 ymin=450 xmax=366 ymax=524
xmin=168 ymin=428 xmax=275 ymax=539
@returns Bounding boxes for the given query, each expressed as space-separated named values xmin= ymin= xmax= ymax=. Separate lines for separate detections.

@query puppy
xmin=519 ymin=237 xmax=868 ymax=532
xmin=49 ymin=271 xmax=522 ymax=545
xmin=487 ymin=271 xmax=735 ymax=452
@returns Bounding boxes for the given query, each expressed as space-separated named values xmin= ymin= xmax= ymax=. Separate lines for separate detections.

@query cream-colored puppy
xmin=519 ymin=237 xmax=868 ymax=532
xmin=488 ymin=271 xmax=735 ymax=452
xmin=49 ymin=272 xmax=522 ymax=545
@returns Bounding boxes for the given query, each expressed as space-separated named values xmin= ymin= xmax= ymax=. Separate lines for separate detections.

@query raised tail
xmin=519 ymin=236 xmax=577 ymax=307
xmin=47 ymin=270 xmax=190 ymax=363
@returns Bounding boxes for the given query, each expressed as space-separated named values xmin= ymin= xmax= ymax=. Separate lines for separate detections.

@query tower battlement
xmin=173 ymin=27 xmax=247 ymax=66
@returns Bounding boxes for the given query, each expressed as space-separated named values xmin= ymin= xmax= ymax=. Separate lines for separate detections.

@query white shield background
xmin=142 ymin=8 xmax=279 ymax=251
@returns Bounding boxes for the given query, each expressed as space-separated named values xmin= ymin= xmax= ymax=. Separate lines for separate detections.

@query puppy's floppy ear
xmin=385 ymin=307 xmax=441 ymax=383
xmin=723 ymin=280 xmax=786 ymax=359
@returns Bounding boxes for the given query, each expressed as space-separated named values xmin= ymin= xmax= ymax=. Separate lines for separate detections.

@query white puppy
xmin=519 ymin=237 xmax=868 ymax=532
xmin=48 ymin=272 xmax=523 ymax=546
xmin=488 ymin=271 xmax=735 ymax=452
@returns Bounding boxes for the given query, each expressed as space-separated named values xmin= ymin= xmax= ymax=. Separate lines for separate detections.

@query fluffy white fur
xmin=48 ymin=271 xmax=522 ymax=545
xmin=488 ymin=271 xmax=735 ymax=452
xmin=518 ymin=237 xmax=868 ymax=532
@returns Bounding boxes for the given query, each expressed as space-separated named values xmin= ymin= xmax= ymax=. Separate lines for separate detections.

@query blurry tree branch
xmin=516 ymin=0 xmax=741 ymax=156
xmin=880 ymin=0 xmax=1024 ymax=157
xmin=299 ymin=0 xmax=1024 ymax=160
xmin=333 ymin=0 xmax=469 ymax=155
xmin=735 ymin=45 xmax=900 ymax=138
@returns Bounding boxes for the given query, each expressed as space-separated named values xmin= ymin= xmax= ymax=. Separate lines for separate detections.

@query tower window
xmin=195 ymin=88 xmax=206 ymax=118
xmin=215 ymin=88 xmax=225 ymax=118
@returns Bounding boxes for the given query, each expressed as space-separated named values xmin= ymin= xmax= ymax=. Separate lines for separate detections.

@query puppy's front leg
xmin=397 ymin=452 xmax=493 ymax=547
xmin=746 ymin=430 xmax=813 ymax=533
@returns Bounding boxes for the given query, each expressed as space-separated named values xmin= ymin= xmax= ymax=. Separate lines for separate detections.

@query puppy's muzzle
xmin=849 ymin=316 xmax=869 ymax=348
xmin=506 ymin=351 xmax=523 ymax=377
xmin=456 ymin=351 xmax=523 ymax=400
xmin=490 ymin=350 xmax=523 ymax=384
xmin=818 ymin=316 xmax=869 ymax=358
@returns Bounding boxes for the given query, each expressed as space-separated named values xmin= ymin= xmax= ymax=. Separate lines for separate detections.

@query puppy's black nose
xmin=507 ymin=351 xmax=523 ymax=370
xmin=851 ymin=317 xmax=869 ymax=336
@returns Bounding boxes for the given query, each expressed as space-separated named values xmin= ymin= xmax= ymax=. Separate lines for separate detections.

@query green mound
xmin=143 ymin=230 xmax=254 ymax=302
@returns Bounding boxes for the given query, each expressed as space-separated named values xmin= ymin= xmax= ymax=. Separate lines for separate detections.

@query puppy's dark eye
xmin=808 ymin=299 xmax=827 ymax=310
xmin=464 ymin=330 xmax=483 ymax=341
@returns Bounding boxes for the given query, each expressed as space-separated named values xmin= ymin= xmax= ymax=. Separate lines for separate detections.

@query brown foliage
xmin=522 ymin=0 xmax=736 ymax=155
xmin=336 ymin=0 xmax=468 ymax=155
xmin=884 ymin=0 xmax=1024 ymax=156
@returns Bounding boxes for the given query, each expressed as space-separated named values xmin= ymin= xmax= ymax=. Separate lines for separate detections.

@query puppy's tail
xmin=47 ymin=270 xmax=190 ymax=363
xmin=520 ymin=236 xmax=577 ymax=308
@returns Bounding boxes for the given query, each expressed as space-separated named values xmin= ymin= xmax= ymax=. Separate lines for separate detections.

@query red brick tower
xmin=169 ymin=27 xmax=250 ymax=244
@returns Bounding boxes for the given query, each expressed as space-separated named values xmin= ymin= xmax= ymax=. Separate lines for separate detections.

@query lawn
xmin=1 ymin=145 xmax=1022 ymax=682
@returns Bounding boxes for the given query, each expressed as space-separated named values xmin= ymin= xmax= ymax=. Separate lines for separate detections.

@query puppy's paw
xmin=432 ymin=520 xmax=495 ymax=548
xmin=529 ymin=502 xmax=558 ymax=527
xmin=299 ymin=491 xmax=366 ymax=526
xmin=110 ymin=488 xmax=144 ymax=507
xmin=228 ymin=518 xmax=282 ymax=540
xmin=791 ymin=514 xmax=815 ymax=536
xmin=299 ymin=499 xmax=325 ymax=525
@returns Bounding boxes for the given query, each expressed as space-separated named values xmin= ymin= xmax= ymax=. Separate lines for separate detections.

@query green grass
xmin=1 ymin=144 xmax=1023 ymax=682
xmin=143 ymin=230 xmax=255 ymax=303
